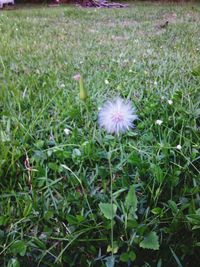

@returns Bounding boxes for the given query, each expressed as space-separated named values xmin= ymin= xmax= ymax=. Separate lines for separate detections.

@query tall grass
xmin=0 ymin=3 xmax=200 ymax=266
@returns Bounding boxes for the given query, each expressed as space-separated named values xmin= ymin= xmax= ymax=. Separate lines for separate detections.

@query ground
xmin=0 ymin=2 xmax=200 ymax=267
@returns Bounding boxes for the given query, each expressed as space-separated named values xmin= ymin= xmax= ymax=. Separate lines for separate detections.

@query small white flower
xmin=129 ymin=69 xmax=133 ymax=73
xmin=155 ymin=120 xmax=163 ymax=125
xmin=60 ymin=83 xmax=65 ymax=88
xmin=176 ymin=144 xmax=182 ymax=150
xmin=98 ymin=97 xmax=137 ymax=135
xmin=168 ymin=99 xmax=173 ymax=105
xmin=105 ymin=79 xmax=109 ymax=85
xmin=39 ymin=233 xmax=47 ymax=239
xmin=154 ymin=81 xmax=158 ymax=86
xmin=64 ymin=128 xmax=70 ymax=135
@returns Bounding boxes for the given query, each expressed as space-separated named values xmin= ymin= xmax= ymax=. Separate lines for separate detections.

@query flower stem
xmin=108 ymin=149 xmax=114 ymax=261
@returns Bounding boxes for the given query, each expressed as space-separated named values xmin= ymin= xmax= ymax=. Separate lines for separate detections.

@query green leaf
xmin=10 ymin=240 xmax=27 ymax=256
xmin=139 ymin=231 xmax=159 ymax=250
xmin=44 ymin=211 xmax=54 ymax=221
xmin=32 ymin=238 xmax=46 ymax=250
xmin=120 ymin=251 xmax=136 ymax=262
xmin=128 ymin=153 xmax=141 ymax=166
xmin=0 ymin=216 xmax=8 ymax=226
xmin=151 ymin=207 xmax=162 ymax=215
xmin=125 ymin=185 xmax=138 ymax=213
xmin=120 ymin=252 xmax=129 ymax=262
xmin=23 ymin=203 xmax=32 ymax=217
xmin=66 ymin=215 xmax=78 ymax=224
xmin=48 ymin=162 xmax=61 ymax=172
xmin=186 ymin=214 xmax=200 ymax=225
xmin=151 ymin=164 xmax=164 ymax=183
xmin=76 ymin=215 xmax=85 ymax=223
xmin=168 ymin=200 xmax=178 ymax=215
xmin=129 ymin=251 xmax=136 ymax=261
xmin=99 ymin=203 xmax=117 ymax=220
xmin=7 ymin=258 xmax=20 ymax=267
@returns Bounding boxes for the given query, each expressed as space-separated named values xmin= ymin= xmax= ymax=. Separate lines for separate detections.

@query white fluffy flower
xmin=155 ymin=120 xmax=163 ymax=125
xmin=176 ymin=144 xmax=182 ymax=150
xmin=98 ymin=98 xmax=137 ymax=135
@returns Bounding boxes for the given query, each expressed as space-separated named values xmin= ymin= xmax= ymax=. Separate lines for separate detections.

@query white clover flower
xmin=168 ymin=99 xmax=173 ymax=105
xmin=98 ymin=97 xmax=137 ymax=135
xmin=64 ymin=128 xmax=70 ymax=135
xmin=155 ymin=120 xmax=163 ymax=125
xmin=104 ymin=79 xmax=109 ymax=85
xmin=176 ymin=144 xmax=182 ymax=150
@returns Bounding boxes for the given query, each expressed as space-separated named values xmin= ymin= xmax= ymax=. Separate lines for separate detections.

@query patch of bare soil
xmin=155 ymin=12 xmax=177 ymax=30
xmin=154 ymin=12 xmax=177 ymax=34
xmin=163 ymin=12 xmax=177 ymax=23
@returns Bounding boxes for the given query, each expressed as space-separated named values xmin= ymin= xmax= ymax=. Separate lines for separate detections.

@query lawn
xmin=0 ymin=2 xmax=200 ymax=266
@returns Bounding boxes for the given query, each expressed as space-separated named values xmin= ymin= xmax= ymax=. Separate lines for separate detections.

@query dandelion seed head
xmin=98 ymin=98 xmax=137 ymax=135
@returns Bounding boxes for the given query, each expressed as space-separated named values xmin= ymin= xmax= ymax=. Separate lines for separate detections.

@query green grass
xmin=0 ymin=2 xmax=200 ymax=266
